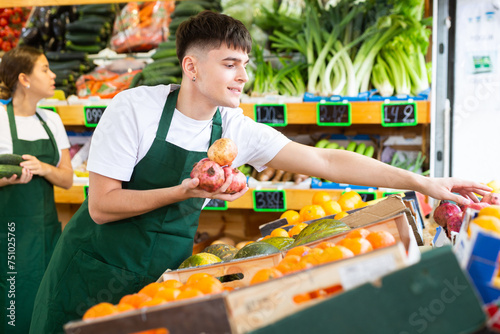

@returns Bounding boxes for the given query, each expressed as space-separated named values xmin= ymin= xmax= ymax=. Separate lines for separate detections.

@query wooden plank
xmin=54 ymin=185 xmax=85 ymax=204
xmin=57 ymin=105 xmax=86 ymax=126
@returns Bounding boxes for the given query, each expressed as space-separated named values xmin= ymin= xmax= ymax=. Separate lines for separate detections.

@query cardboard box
xmin=248 ymin=247 xmax=486 ymax=334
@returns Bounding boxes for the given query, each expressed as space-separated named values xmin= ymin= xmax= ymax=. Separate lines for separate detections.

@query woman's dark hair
xmin=0 ymin=45 xmax=43 ymax=100
xmin=175 ymin=10 xmax=252 ymax=64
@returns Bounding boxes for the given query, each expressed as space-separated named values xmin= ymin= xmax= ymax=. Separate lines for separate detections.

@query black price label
xmin=84 ymin=185 xmax=89 ymax=199
xmin=316 ymin=102 xmax=351 ymax=126
xmin=84 ymin=106 xmax=106 ymax=127
xmin=381 ymin=102 xmax=417 ymax=127
xmin=357 ymin=191 xmax=377 ymax=202
xmin=252 ymin=190 xmax=286 ymax=212
xmin=39 ymin=106 xmax=57 ymax=113
xmin=254 ymin=104 xmax=287 ymax=127
xmin=203 ymin=198 xmax=228 ymax=211
xmin=382 ymin=191 xmax=405 ymax=198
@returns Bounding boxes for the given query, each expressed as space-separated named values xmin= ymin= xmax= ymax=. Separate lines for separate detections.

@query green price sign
xmin=83 ymin=106 xmax=106 ymax=127
xmin=381 ymin=102 xmax=418 ymax=127
xmin=84 ymin=185 xmax=89 ymax=199
xmin=203 ymin=198 xmax=228 ymax=211
xmin=254 ymin=104 xmax=288 ymax=127
xmin=316 ymin=102 xmax=351 ymax=126
xmin=39 ymin=106 xmax=57 ymax=113
xmin=252 ymin=189 xmax=287 ymax=212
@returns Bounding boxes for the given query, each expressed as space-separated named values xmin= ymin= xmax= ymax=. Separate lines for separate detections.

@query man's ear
xmin=182 ymin=55 xmax=197 ymax=81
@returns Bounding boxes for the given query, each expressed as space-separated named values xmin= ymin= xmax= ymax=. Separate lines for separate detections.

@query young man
xmin=31 ymin=10 xmax=490 ymax=333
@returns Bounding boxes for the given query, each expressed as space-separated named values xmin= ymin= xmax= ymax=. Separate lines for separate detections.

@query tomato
xmin=0 ymin=9 xmax=12 ymax=19
xmin=0 ymin=17 xmax=7 ymax=27
xmin=10 ymin=14 xmax=21 ymax=25
xmin=1 ymin=40 xmax=12 ymax=52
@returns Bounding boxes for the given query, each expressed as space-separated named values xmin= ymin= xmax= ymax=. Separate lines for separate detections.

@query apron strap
xmin=6 ymin=102 xmax=19 ymax=143
xmin=35 ymin=112 xmax=60 ymax=166
xmin=156 ymin=88 xmax=223 ymax=145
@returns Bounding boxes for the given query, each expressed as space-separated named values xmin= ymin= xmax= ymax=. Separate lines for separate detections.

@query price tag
xmin=84 ymin=185 xmax=89 ymax=199
xmin=356 ymin=191 xmax=377 ymax=202
xmin=39 ymin=106 xmax=57 ymax=113
xmin=252 ymin=190 xmax=287 ymax=212
xmin=381 ymin=102 xmax=417 ymax=127
xmin=203 ymin=198 xmax=228 ymax=211
xmin=316 ymin=102 xmax=351 ymax=126
xmin=382 ymin=191 xmax=405 ymax=198
xmin=254 ymin=104 xmax=287 ymax=127
xmin=83 ymin=106 xmax=106 ymax=127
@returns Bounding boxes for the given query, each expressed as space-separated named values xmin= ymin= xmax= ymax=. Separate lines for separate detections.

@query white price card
xmin=339 ymin=253 xmax=397 ymax=291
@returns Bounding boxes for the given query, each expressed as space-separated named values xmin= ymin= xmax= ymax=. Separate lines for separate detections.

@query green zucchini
xmin=66 ymin=20 xmax=107 ymax=34
xmin=46 ymin=51 xmax=88 ymax=62
xmin=156 ymin=41 xmax=177 ymax=50
xmin=172 ymin=2 xmax=205 ymax=17
xmin=65 ymin=32 xmax=101 ymax=45
xmin=142 ymin=63 xmax=181 ymax=75
xmin=152 ymin=48 xmax=178 ymax=60
xmin=129 ymin=72 xmax=143 ymax=88
xmin=142 ymin=76 xmax=179 ymax=86
xmin=0 ymin=165 xmax=23 ymax=179
xmin=78 ymin=4 xmax=116 ymax=16
xmin=49 ymin=60 xmax=85 ymax=72
xmin=168 ymin=16 xmax=191 ymax=31
xmin=0 ymin=154 xmax=24 ymax=166
xmin=65 ymin=41 xmax=102 ymax=54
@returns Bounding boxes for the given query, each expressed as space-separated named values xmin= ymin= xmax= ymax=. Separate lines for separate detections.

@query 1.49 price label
xmin=252 ymin=190 xmax=286 ymax=212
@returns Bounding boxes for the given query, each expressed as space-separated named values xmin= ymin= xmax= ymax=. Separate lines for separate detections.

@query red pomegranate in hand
xmin=481 ymin=192 xmax=500 ymax=205
xmin=207 ymin=138 xmax=238 ymax=166
xmin=433 ymin=202 xmax=462 ymax=228
xmin=190 ymin=158 xmax=225 ymax=192
xmin=223 ymin=167 xmax=247 ymax=194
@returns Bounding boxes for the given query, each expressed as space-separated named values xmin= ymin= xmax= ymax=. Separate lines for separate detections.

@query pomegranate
xmin=223 ymin=167 xmax=247 ymax=194
xmin=190 ymin=158 xmax=225 ymax=192
xmin=433 ymin=202 xmax=462 ymax=227
xmin=447 ymin=212 xmax=464 ymax=236
xmin=481 ymin=192 xmax=500 ymax=205
xmin=207 ymin=138 xmax=238 ymax=166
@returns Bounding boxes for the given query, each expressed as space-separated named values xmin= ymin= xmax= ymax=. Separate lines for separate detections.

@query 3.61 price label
xmin=254 ymin=104 xmax=287 ymax=127
xmin=316 ymin=102 xmax=351 ymax=126
xmin=84 ymin=106 xmax=106 ymax=127
xmin=203 ymin=198 xmax=228 ymax=211
xmin=252 ymin=190 xmax=286 ymax=212
xmin=381 ymin=102 xmax=417 ymax=127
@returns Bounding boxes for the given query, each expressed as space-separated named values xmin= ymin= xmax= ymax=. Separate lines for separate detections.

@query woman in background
xmin=0 ymin=45 xmax=73 ymax=334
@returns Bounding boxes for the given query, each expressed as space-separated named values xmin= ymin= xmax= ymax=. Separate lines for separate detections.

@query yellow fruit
xmin=270 ymin=228 xmax=290 ymax=238
xmin=321 ymin=200 xmax=342 ymax=216
xmin=280 ymin=210 xmax=301 ymax=225
xmin=487 ymin=180 xmax=500 ymax=193
xmin=334 ymin=211 xmax=349 ymax=220
xmin=469 ymin=215 xmax=500 ymax=236
xmin=288 ymin=223 xmax=308 ymax=237
xmin=338 ymin=191 xmax=362 ymax=211
xmin=478 ymin=205 xmax=500 ymax=220
xmin=299 ymin=204 xmax=326 ymax=222
xmin=312 ymin=191 xmax=332 ymax=206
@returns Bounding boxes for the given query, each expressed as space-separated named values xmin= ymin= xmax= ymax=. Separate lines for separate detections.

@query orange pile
xmin=83 ymin=272 xmax=229 ymax=322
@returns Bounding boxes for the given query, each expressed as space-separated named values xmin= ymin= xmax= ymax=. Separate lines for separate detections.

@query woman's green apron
xmin=1 ymin=102 xmax=61 ymax=334
xmin=30 ymin=89 xmax=222 ymax=333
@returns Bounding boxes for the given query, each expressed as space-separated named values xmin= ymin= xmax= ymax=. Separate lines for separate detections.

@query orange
xmin=286 ymin=245 xmax=311 ymax=257
xmin=155 ymin=288 xmax=181 ymax=301
xmin=186 ymin=273 xmax=211 ymax=286
xmin=312 ymin=191 xmax=332 ymax=206
xmin=337 ymin=237 xmax=373 ymax=255
xmin=261 ymin=235 xmax=272 ymax=240
xmin=280 ymin=210 xmax=301 ymax=225
xmin=161 ymin=279 xmax=183 ymax=289
xmin=191 ymin=276 xmax=224 ymax=294
xmin=315 ymin=241 xmax=336 ymax=250
xmin=345 ymin=228 xmax=371 ymax=239
xmin=138 ymin=297 xmax=167 ymax=308
xmin=288 ymin=223 xmax=308 ymax=237
xmin=338 ymin=191 xmax=362 ymax=211
xmin=176 ymin=287 xmax=204 ymax=300
xmin=119 ymin=293 xmax=152 ymax=309
xmin=300 ymin=205 xmax=326 ymax=222
xmin=83 ymin=302 xmax=118 ymax=320
xmin=307 ymin=247 xmax=324 ymax=256
xmin=224 ymin=286 xmax=235 ymax=292
xmin=293 ymin=292 xmax=312 ymax=304
xmin=479 ymin=205 xmax=500 ymax=220
xmin=355 ymin=201 xmax=368 ymax=209
xmin=300 ymin=249 xmax=324 ymax=266
xmin=116 ymin=303 xmax=134 ymax=313
xmin=469 ymin=215 xmax=500 ymax=236
xmin=320 ymin=245 xmax=354 ymax=263
xmin=366 ymin=231 xmax=396 ymax=249
xmin=276 ymin=255 xmax=301 ymax=275
xmin=270 ymin=228 xmax=290 ymax=238
xmin=250 ymin=268 xmax=283 ymax=285
xmin=321 ymin=200 xmax=342 ymax=216
xmin=280 ymin=254 xmax=301 ymax=264
xmin=139 ymin=282 xmax=165 ymax=298
xmin=334 ymin=211 xmax=349 ymax=220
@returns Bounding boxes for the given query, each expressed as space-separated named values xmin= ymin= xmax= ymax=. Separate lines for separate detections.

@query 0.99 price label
xmin=252 ymin=190 xmax=286 ymax=212
xmin=381 ymin=102 xmax=417 ymax=127
xmin=254 ymin=104 xmax=287 ymax=127
xmin=84 ymin=106 xmax=106 ymax=127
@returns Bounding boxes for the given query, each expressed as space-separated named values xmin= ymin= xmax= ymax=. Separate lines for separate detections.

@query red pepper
xmin=1 ymin=40 xmax=12 ymax=52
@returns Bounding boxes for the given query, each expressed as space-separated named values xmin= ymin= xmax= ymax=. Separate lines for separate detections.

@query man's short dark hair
xmin=175 ymin=10 xmax=252 ymax=64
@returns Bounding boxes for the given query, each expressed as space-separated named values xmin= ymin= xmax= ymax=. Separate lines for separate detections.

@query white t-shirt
xmin=0 ymin=105 xmax=70 ymax=165
xmin=88 ymin=85 xmax=291 ymax=182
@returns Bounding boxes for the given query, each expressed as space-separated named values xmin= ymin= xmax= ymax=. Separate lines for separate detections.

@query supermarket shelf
xmin=0 ymin=0 xmax=159 ymax=8
xmin=54 ymin=185 xmax=388 ymax=208
xmin=55 ymin=101 xmax=430 ymax=126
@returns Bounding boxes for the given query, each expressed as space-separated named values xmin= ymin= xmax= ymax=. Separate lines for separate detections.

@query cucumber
xmin=346 ymin=142 xmax=357 ymax=152
xmin=129 ymin=72 xmax=143 ymax=88
xmin=65 ymin=41 xmax=102 ymax=54
xmin=0 ymin=154 xmax=24 ymax=166
xmin=364 ymin=145 xmax=375 ymax=158
xmin=172 ymin=2 xmax=205 ymax=17
xmin=49 ymin=60 xmax=82 ymax=71
xmin=152 ymin=48 xmax=178 ymax=60
xmin=142 ymin=76 xmax=179 ymax=86
xmin=148 ymin=56 xmax=179 ymax=66
xmin=66 ymin=21 xmax=107 ymax=34
xmin=168 ymin=16 xmax=191 ymax=31
xmin=65 ymin=32 xmax=101 ymax=45
xmin=156 ymin=41 xmax=177 ymax=50
xmin=0 ymin=165 xmax=23 ymax=179
xmin=78 ymin=4 xmax=116 ymax=16
xmin=355 ymin=143 xmax=366 ymax=155
xmin=142 ymin=63 xmax=180 ymax=75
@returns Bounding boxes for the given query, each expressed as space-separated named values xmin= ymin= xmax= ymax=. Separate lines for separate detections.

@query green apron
xmin=30 ymin=89 xmax=222 ymax=334
xmin=1 ymin=103 xmax=61 ymax=334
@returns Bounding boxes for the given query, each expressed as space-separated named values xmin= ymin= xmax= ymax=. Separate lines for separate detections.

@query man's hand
xmin=181 ymin=173 xmax=249 ymax=202
xmin=422 ymin=177 xmax=492 ymax=205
